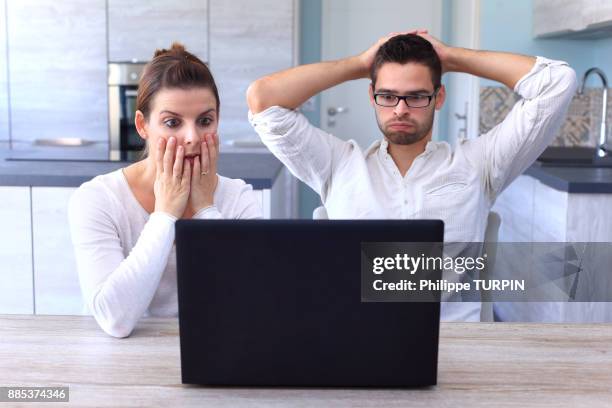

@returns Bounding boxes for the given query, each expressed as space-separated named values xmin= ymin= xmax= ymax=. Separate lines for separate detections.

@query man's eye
xmin=381 ymin=95 xmax=396 ymax=101
xmin=163 ymin=118 xmax=180 ymax=128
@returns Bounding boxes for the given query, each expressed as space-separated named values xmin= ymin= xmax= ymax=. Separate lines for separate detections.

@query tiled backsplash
xmin=480 ymin=87 xmax=612 ymax=147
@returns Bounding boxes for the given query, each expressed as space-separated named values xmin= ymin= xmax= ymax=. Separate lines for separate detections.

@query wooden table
xmin=1 ymin=315 xmax=611 ymax=407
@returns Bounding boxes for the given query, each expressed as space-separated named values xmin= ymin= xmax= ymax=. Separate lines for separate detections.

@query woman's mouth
xmin=185 ymin=155 xmax=199 ymax=167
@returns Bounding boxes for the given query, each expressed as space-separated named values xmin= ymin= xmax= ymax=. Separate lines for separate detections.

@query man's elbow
xmin=557 ymin=65 xmax=578 ymax=96
xmin=246 ymin=78 xmax=272 ymax=114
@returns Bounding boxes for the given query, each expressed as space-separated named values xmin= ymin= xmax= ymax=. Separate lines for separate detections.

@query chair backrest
xmin=312 ymin=206 xmax=328 ymax=220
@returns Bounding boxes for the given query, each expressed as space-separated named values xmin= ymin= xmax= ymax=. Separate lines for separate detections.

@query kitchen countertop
xmin=0 ymin=147 xmax=284 ymax=189
xmin=1 ymin=315 xmax=611 ymax=407
xmin=2 ymin=144 xmax=611 ymax=193
xmin=526 ymin=162 xmax=612 ymax=193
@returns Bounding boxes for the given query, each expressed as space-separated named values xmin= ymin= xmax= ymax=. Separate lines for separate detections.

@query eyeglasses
xmin=373 ymin=88 xmax=439 ymax=108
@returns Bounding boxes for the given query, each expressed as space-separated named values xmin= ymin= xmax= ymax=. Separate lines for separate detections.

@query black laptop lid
xmin=176 ymin=219 xmax=443 ymax=387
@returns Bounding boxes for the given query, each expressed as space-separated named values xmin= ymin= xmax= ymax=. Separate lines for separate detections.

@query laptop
xmin=175 ymin=219 xmax=444 ymax=387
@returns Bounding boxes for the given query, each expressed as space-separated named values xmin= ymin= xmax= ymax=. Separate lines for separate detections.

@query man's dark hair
xmin=370 ymin=34 xmax=442 ymax=89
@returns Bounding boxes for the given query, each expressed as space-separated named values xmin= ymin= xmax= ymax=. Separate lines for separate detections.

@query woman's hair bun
xmin=153 ymin=42 xmax=187 ymax=58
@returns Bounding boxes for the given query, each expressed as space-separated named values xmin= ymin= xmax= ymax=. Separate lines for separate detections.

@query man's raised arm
xmin=418 ymin=31 xmax=577 ymax=198
xmin=417 ymin=31 xmax=536 ymax=89
xmin=246 ymin=32 xmax=417 ymax=114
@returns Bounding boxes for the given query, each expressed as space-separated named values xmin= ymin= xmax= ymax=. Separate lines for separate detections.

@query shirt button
xmin=404 ymin=200 xmax=408 ymax=205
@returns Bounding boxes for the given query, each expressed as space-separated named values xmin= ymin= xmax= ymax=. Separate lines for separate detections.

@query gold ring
xmin=200 ymin=171 xmax=208 ymax=176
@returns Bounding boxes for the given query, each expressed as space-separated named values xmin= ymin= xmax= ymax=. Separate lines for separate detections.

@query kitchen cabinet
xmin=6 ymin=0 xmax=108 ymax=149
xmin=31 ymin=187 xmax=84 ymax=315
xmin=4 ymin=184 xmax=275 ymax=316
xmin=493 ymin=174 xmax=612 ymax=243
xmin=0 ymin=0 xmax=8 ymax=143
xmin=534 ymin=0 xmax=612 ymax=38
xmin=108 ymin=0 xmax=208 ymax=63
xmin=0 ymin=187 xmax=33 ymax=314
xmin=491 ymin=174 xmax=612 ymax=322
xmin=209 ymin=0 xmax=295 ymax=141
xmin=491 ymin=175 xmax=537 ymax=242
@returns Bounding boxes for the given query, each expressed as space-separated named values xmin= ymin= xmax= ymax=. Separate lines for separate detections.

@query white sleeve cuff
xmin=150 ymin=211 xmax=178 ymax=223
xmin=248 ymin=105 xmax=299 ymax=136
xmin=513 ymin=56 xmax=569 ymax=99
xmin=193 ymin=206 xmax=223 ymax=219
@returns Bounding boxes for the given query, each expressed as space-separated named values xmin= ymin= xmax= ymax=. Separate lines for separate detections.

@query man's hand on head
xmin=356 ymin=29 xmax=421 ymax=77
xmin=415 ymin=31 xmax=453 ymax=74
xmin=357 ymin=29 xmax=452 ymax=77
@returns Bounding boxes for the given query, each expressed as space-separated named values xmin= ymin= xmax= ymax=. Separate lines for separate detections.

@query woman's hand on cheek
xmin=189 ymin=133 xmax=219 ymax=213
xmin=153 ymin=136 xmax=192 ymax=219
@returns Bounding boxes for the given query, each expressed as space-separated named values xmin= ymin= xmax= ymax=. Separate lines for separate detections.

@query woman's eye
xmin=198 ymin=117 xmax=213 ymax=127
xmin=163 ymin=118 xmax=180 ymax=128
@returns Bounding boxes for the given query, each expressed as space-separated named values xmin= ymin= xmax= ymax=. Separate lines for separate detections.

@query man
xmin=246 ymin=30 xmax=577 ymax=320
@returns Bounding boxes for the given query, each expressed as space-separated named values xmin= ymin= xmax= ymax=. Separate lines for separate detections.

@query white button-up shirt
xmin=249 ymin=56 xmax=577 ymax=321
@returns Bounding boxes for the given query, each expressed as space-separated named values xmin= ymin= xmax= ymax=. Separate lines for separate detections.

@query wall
xmin=479 ymin=0 xmax=612 ymax=147
xmin=480 ymin=0 xmax=599 ymax=87
xmin=0 ymin=0 xmax=8 ymax=145
xmin=593 ymin=37 xmax=612 ymax=74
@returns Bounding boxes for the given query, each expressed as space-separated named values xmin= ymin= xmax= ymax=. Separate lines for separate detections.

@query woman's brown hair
xmin=136 ymin=42 xmax=220 ymax=158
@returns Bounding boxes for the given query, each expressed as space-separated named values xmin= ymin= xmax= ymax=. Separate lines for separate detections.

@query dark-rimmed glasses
xmin=373 ymin=88 xmax=439 ymax=108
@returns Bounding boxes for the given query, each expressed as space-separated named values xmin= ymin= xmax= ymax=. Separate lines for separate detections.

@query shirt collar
xmin=377 ymin=138 xmax=438 ymax=159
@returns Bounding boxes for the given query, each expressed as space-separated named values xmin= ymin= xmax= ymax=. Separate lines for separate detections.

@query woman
xmin=68 ymin=43 xmax=262 ymax=338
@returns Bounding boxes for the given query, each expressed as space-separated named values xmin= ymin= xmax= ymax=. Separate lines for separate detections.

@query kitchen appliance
xmin=108 ymin=63 xmax=147 ymax=161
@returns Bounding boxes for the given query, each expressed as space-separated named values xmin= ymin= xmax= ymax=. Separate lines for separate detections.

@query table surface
xmin=1 ymin=315 xmax=611 ymax=408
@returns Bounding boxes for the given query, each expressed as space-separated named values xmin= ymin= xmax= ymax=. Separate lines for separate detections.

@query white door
xmin=320 ymin=0 xmax=443 ymax=149
xmin=445 ymin=0 xmax=480 ymax=145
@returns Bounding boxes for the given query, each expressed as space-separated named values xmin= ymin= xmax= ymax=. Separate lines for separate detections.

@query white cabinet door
xmin=31 ymin=187 xmax=84 ymax=315
xmin=108 ymin=0 xmax=208 ymax=63
xmin=209 ymin=0 xmax=295 ymax=141
xmin=492 ymin=175 xmax=537 ymax=242
xmin=0 ymin=0 xmax=8 ymax=143
xmin=534 ymin=0 xmax=612 ymax=38
xmin=533 ymin=0 xmax=585 ymax=37
xmin=7 ymin=1 xmax=108 ymax=148
xmin=532 ymin=180 xmax=568 ymax=242
xmin=0 ymin=187 xmax=33 ymax=314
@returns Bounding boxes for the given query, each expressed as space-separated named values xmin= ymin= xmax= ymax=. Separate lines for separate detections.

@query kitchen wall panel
xmin=0 ymin=0 xmax=8 ymax=143
xmin=7 ymin=0 xmax=108 ymax=148
xmin=108 ymin=0 xmax=208 ymax=63
xmin=209 ymin=0 xmax=295 ymax=141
